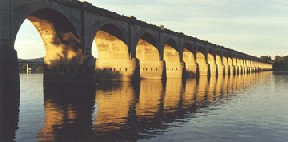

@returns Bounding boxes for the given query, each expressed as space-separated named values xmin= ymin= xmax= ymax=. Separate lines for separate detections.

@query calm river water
xmin=13 ymin=72 xmax=288 ymax=142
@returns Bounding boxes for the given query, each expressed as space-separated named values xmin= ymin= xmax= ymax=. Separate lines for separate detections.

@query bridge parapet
xmin=0 ymin=0 xmax=273 ymax=84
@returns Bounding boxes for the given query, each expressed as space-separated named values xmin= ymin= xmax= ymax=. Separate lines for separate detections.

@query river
xmin=12 ymin=72 xmax=288 ymax=142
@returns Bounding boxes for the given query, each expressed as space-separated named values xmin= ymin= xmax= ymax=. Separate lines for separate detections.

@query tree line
xmin=260 ymin=56 xmax=288 ymax=71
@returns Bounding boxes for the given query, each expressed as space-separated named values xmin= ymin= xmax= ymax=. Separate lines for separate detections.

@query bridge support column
xmin=0 ymin=47 xmax=19 ymax=88
xmin=251 ymin=66 xmax=255 ymax=72
xmin=227 ymin=65 xmax=233 ymax=76
xmin=224 ymin=65 xmax=229 ymax=76
xmin=217 ymin=64 xmax=225 ymax=76
xmin=0 ymin=2 xmax=20 ymax=141
xmin=180 ymin=61 xmax=185 ymax=78
xmin=242 ymin=66 xmax=246 ymax=74
xmin=139 ymin=60 xmax=164 ymax=80
xmin=246 ymin=67 xmax=251 ymax=74
xmin=0 ymin=46 xmax=20 ymax=142
xmin=209 ymin=64 xmax=217 ymax=76
xmin=238 ymin=66 xmax=243 ymax=75
xmin=198 ymin=63 xmax=210 ymax=76
xmin=233 ymin=65 xmax=238 ymax=75
xmin=245 ymin=66 xmax=249 ymax=74
xmin=184 ymin=63 xmax=198 ymax=78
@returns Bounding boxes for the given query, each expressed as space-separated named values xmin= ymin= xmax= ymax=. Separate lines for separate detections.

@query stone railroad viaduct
xmin=0 ymin=0 xmax=272 ymax=85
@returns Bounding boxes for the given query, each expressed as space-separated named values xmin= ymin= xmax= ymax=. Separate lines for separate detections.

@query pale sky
xmin=15 ymin=0 xmax=288 ymax=59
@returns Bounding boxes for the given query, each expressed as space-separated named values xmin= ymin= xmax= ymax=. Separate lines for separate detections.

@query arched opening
xmin=215 ymin=50 xmax=224 ymax=75
xmin=17 ymin=9 xmax=82 ymax=66
xmin=163 ymin=39 xmax=182 ymax=78
xmin=227 ymin=54 xmax=233 ymax=75
xmin=232 ymin=56 xmax=238 ymax=75
xmin=15 ymin=9 xmax=83 ymax=76
xmin=207 ymin=48 xmax=215 ymax=65
xmin=196 ymin=47 xmax=208 ymax=76
xmin=208 ymin=48 xmax=216 ymax=76
xmin=246 ymin=60 xmax=251 ymax=73
xmin=236 ymin=58 xmax=243 ymax=75
xmin=183 ymin=46 xmax=196 ymax=77
xmin=222 ymin=54 xmax=229 ymax=75
xmin=136 ymin=33 xmax=162 ymax=79
xmin=93 ymin=24 xmax=131 ymax=81
xmin=14 ymin=8 xmax=83 ymax=141
xmin=242 ymin=59 xmax=246 ymax=74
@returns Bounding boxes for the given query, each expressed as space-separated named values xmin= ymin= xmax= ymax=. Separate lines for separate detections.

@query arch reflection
xmin=32 ymin=73 xmax=270 ymax=141
xmin=39 ymin=84 xmax=95 ymax=142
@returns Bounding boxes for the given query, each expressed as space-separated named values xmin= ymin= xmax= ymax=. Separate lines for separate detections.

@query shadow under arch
xmin=222 ymin=52 xmax=229 ymax=76
xmin=136 ymin=32 xmax=163 ymax=79
xmin=15 ymin=8 xmax=86 ymax=84
xmin=93 ymin=24 xmax=134 ymax=81
xmin=196 ymin=46 xmax=209 ymax=77
xmin=3 ymin=7 xmax=87 ymax=142
xmin=207 ymin=48 xmax=216 ymax=76
xmin=183 ymin=44 xmax=197 ymax=78
xmin=163 ymin=39 xmax=183 ymax=78
xmin=227 ymin=53 xmax=234 ymax=76
xmin=215 ymin=49 xmax=224 ymax=75
xmin=39 ymin=84 xmax=96 ymax=142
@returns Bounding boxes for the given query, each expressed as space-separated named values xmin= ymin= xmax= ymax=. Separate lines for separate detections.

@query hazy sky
xmin=15 ymin=0 xmax=288 ymax=59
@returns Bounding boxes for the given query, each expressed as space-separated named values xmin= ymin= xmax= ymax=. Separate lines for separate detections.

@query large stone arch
xmin=207 ymin=47 xmax=215 ymax=65
xmin=207 ymin=46 xmax=217 ymax=76
xmin=222 ymin=50 xmax=229 ymax=75
xmin=227 ymin=52 xmax=234 ymax=76
xmin=134 ymin=29 xmax=160 ymax=49
xmin=215 ymin=48 xmax=224 ymax=75
xmin=136 ymin=32 xmax=163 ymax=79
xmin=13 ymin=1 xmax=82 ymax=47
xmin=90 ymin=21 xmax=128 ymax=47
xmin=236 ymin=55 xmax=243 ymax=75
xmin=15 ymin=8 xmax=83 ymax=65
xmin=215 ymin=49 xmax=223 ymax=66
xmin=182 ymin=43 xmax=197 ymax=77
xmin=12 ymin=5 xmax=86 ymax=85
xmin=196 ymin=44 xmax=208 ymax=76
xmin=163 ymin=38 xmax=183 ymax=78
xmin=92 ymin=23 xmax=134 ymax=81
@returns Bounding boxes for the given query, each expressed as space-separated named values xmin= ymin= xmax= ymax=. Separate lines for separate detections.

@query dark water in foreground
xmin=12 ymin=72 xmax=288 ymax=142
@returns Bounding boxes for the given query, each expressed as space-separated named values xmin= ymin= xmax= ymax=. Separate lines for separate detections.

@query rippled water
xmin=10 ymin=72 xmax=288 ymax=141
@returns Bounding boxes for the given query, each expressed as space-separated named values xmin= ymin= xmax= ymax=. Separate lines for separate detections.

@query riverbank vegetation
xmin=273 ymin=56 xmax=288 ymax=71
xmin=260 ymin=56 xmax=288 ymax=71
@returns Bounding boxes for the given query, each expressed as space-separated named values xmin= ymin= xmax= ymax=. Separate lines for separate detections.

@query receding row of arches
xmin=91 ymin=25 xmax=263 ymax=80
xmin=15 ymin=8 xmax=270 ymax=82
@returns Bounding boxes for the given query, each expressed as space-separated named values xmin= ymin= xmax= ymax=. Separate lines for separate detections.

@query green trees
xmin=273 ymin=56 xmax=288 ymax=71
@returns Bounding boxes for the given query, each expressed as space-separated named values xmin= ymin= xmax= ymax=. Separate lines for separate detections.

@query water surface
xmin=12 ymin=72 xmax=288 ymax=141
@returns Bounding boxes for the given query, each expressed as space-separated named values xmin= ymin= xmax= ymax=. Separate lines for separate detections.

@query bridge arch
xmin=135 ymin=29 xmax=159 ymax=48
xmin=13 ymin=2 xmax=82 ymax=46
xmin=196 ymin=46 xmax=208 ymax=76
xmin=183 ymin=43 xmax=197 ymax=77
xmin=92 ymin=23 xmax=132 ymax=80
xmin=207 ymin=47 xmax=215 ymax=65
xmin=215 ymin=49 xmax=224 ymax=75
xmin=15 ymin=8 xmax=83 ymax=74
xmin=207 ymin=47 xmax=217 ymax=76
xmin=215 ymin=49 xmax=223 ymax=65
xmin=136 ymin=32 xmax=163 ymax=79
xmin=222 ymin=51 xmax=229 ymax=75
xmin=163 ymin=39 xmax=182 ymax=78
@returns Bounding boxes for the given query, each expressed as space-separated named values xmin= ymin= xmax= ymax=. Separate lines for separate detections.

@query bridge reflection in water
xmin=2 ymin=73 xmax=271 ymax=142
xmin=27 ymin=73 xmax=266 ymax=142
